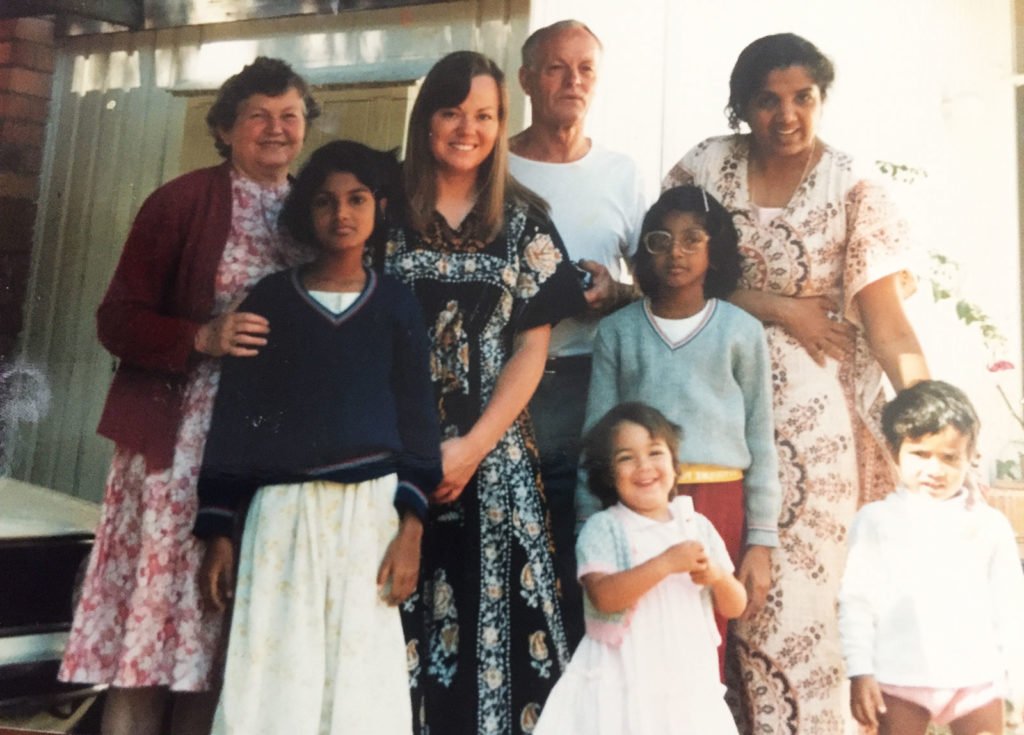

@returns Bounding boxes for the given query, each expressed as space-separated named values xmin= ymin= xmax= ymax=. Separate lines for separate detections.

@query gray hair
xmin=520 ymin=19 xmax=603 ymax=70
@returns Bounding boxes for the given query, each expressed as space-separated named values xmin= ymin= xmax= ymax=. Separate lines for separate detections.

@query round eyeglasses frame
xmin=642 ymin=228 xmax=709 ymax=255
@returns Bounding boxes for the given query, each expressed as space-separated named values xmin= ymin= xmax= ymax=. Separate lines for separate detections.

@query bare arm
xmin=730 ymin=289 xmax=855 ymax=366
xmin=855 ymin=274 xmax=929 ymax=391
xmin=583 ymin=540 xmax=706 ymax=614
xmin=376 ymin=513 xmax=424 ymax=606
xmin=433 ymin=324 xmax=551 ymax=503
xmin=692 ymin=562 xmax=748 ymax=619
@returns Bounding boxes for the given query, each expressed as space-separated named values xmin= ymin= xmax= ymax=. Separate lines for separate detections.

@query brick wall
xmin=0 ymin=17 xmax=53 ymax=363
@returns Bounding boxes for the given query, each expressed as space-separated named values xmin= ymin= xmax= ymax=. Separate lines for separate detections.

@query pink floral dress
xmin=59 ymin=171 xmax=302 ymax=691
xmin=664 ymin=135 xmax=917 ymax=735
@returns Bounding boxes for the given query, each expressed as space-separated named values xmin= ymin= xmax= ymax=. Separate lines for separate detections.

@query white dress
xmin=534 ymin=497 xmax=738 ymax=735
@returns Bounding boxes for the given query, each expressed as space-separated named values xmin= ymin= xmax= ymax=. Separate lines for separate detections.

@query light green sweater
xmin=578 ymin=299 xmax=781 ymax=547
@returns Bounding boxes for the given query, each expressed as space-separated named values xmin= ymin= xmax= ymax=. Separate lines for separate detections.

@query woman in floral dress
xmin=59 ymin=58 xmax=318 ymax=735
xmin=386 ymin=51 xmax=586 ymax=735
xmin=663 ymin=34 xmax=930 ymax=734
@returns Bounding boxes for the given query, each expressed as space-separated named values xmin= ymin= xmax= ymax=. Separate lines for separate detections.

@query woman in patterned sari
xmin=663 ymin=33 xmax=929 ymax=734
xmin=386 ymin=51 xmax=586 ymax=735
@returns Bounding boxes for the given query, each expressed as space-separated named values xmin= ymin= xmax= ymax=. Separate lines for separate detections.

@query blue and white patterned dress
xmin=387 ymin=200 xmax=585 ymax=735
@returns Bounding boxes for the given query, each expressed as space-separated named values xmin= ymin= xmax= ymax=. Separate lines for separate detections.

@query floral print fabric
xmin=664 ymin=136 xmax=916 ymax=734
xmin=387 ymin=202 xmax=582 ymax=735
xmin=60 ymin=171 xmax=299 ymax=690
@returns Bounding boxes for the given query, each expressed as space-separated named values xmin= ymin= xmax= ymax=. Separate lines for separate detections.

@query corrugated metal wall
xmin=13 ymin=0 xmax=528 ymax=501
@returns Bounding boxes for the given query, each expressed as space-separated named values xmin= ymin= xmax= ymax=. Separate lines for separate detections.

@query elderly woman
xmin=58 ymin=57 xmax=318 ymax=735
xmin=663 ymin=34 xmax=929 ymax=734
xmin=386 ymin=51 xmax=586 ymax=735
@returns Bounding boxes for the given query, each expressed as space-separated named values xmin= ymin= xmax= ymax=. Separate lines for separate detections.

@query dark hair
xmin=881 ymin=380 xmax=981 ymax=454
xmin=520 ymin=19 xmax=603 ymax=69
xmin=403 ymin=51 xmax=546 ymax=241
xmin=205 ymin=56 xmax=321 ymax=159
xmin=581 ymin=402 xmax=682 ymax=509
xmin=726 ymin=33 xmax=834 ymax=131
xmin=279 ymin=140 xmax=400 ymax=269
xmin=632 ymin=185 xmax=742 ymax=300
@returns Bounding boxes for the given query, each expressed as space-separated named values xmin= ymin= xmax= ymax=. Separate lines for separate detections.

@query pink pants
xmin=879 ymin=681 xmax=1002 ymax=726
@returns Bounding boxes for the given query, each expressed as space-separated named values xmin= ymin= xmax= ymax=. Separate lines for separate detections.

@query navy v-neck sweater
xmin=194 ymin=268 xmax=441 ymax=539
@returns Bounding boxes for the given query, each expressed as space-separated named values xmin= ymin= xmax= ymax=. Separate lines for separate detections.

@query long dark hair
xmin=280 ymin=140 xmax=400 ymax=270
xmin=633 ymin=185 xmax=742 ymax=300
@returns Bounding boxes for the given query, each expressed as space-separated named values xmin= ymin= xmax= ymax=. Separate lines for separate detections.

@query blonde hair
xmin=403 ymin=51 xmax=546 ymax=241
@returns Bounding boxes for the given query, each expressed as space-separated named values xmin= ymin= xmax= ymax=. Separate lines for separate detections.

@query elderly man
xmin=509 ymin=19 xmax=647 ymax=646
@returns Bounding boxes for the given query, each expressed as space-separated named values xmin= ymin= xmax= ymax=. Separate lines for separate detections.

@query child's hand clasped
xmin=660 ymin=540 xmax=707 ymax=575
xmin=689 ymin=562 xmax=725 ymax=587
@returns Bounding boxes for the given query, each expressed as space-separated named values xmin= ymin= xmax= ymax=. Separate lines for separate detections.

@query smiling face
xmin=896 ymin=425 xmax=972 ymax=500
xmin=520 ymin=27 xmax=600 ymax=128
xmin=744 ymin=64 xmax=822 ymax=160
xmin=429 ymin=74 xmax=501 ymax=179
xmin=219 ymin=87 xmax=307 ymax=184
xmin=310 ymin=171 xmax=377 ymax=256
xmin=611 ymin=421 xmax=676 ymax=520
xmin=649 ymin=210 xmax=710 ymax=296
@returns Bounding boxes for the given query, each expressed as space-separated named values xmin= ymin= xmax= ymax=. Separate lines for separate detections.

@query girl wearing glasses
xmin=578 ymin=185 xmax=781 ymax=677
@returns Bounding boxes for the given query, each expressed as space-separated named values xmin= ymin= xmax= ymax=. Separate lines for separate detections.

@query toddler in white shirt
xmin=839 ymin=380 xmax=1024 ymax=735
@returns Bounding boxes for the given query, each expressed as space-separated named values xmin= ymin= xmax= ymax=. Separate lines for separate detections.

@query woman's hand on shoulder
xmin=199 ymin=536 xmax=235 ymax=612
xmin=377 ymin=513 xmax=424 ymax=606
xmin=777 ymin=294 xmax=855 ymax=366
xmin=194 ymin=311 xmax=270 ymax=357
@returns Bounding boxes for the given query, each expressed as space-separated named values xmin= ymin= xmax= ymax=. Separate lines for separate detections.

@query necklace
xmin=749 ymin=138 xmax=819 ymax=208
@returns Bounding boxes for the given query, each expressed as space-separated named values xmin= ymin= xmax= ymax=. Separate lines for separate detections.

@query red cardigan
xmin=96 ymin=162 xmax=234 ymax=471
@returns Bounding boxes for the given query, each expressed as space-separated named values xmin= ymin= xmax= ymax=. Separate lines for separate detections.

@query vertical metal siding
xmin=11 ymin=3 xmax=524 ymax=501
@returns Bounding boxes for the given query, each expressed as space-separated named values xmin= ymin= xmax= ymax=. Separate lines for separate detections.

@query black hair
xmin=726 ymin=33 xmax=834 ymax=132
xmin=205 ymin=56 xmax=321 ymax=159
xmin=881 ymin=380 xmax=981 ymax=454
xmin=632 ymin=185 xmax=742 ymax=300
xmin=279 ymin=140 xmax=400 ymax=270
xmin=581 ymin=402 xmax=682 ymax=509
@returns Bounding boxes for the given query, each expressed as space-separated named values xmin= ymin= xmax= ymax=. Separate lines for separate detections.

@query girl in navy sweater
xmin=194 ymin=140 xmax=441 ymax=735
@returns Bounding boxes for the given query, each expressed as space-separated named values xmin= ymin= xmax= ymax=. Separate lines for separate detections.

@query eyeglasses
xmin=642 ymin=228 xmax=709 ymax=255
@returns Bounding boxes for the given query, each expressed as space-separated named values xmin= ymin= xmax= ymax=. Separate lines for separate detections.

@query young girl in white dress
xmin=535 ymin=402 xmax=746 ymax=735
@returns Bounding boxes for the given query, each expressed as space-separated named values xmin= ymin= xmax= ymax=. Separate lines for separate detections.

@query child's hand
xmin=850 ymin=674 xmax=887 ymax=728
xmin=659 ymin=541 xmax=707 ymax=575
xmin=690 ymin=561 xmax=724 ymax=587
xmin=199 ymin=536 xmax=235 ymax=612
xmin=377 ymin=514 xmax=424 ymax=606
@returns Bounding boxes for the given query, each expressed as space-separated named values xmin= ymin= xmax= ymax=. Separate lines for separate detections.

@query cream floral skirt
xmin=212 ymin=476 xmax=410 ymax=735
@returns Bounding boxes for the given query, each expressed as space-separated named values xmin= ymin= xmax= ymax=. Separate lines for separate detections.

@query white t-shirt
xmin=510 ymin=143 xmax=647 ymax=357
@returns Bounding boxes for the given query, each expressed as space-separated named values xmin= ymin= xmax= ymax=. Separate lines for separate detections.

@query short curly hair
xmin=633 ymin=185 xmax=742 ymax=300
xmin=581 ymin=402 xmax=682 ymax=510
xmin=881 ymin=380 xmax=980 ymax=455
xmin=205 ymin=56 xmax=321 ymax=159
xmin=726 ymin=33 xmax=834 ymax=132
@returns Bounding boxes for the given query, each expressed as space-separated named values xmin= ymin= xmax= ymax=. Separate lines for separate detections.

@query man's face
xmin=520 ymin=28 xmax=601 ymax=128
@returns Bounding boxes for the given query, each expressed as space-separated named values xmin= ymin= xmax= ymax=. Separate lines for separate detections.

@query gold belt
xmin=676 ymin=463 xmax=743 ymax=484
